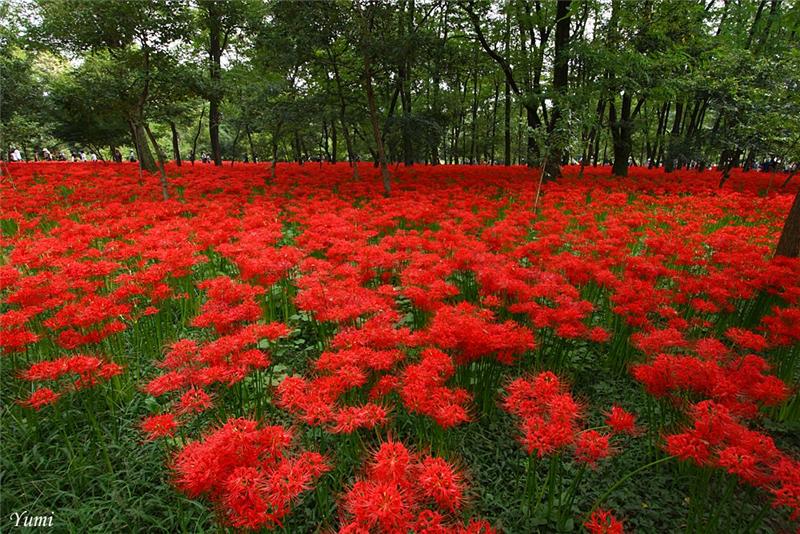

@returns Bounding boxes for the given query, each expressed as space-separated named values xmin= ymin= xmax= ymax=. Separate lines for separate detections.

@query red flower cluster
xmin=4 ymin=161 xmax=799 ymax=530
xmin=18 ymin=354 xmax=123 ymax=409
xmin=146 ymin=322 xmax=287 ymax=396
xmin=140 ymin=413 xmax=179 ymax=440
xmin=503 ymin=372 xmax=619 ymax=465
xmin=340 ymin=440 xmax=494 ymax=533
xmin=192 ymin=276 xmax=265 ymax=334
xmin=172 ymin=418 xmax=329 ymax=529
xmin=424 ymin=303 xmax=535 ymax=365
xmin=632 ymin=352 xmax=789 ymax=417
xmin=665 ymin=400 xmax=800 ymax=519
xmin=584 ymin=508 xmax=624 ymax=534
xmin=398 ymin=348 xmax=471 ymax=428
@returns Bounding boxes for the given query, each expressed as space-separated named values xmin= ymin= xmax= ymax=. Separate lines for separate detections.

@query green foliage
xmin=4 ymin=0 xmax=798 ymax=169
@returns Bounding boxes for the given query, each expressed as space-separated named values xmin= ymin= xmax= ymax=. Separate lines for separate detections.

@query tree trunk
xmin=229 ymin=126 xmax=241 ymax=167
xmin=654 ymin=101 xmax=670 ymax=167
xmin=207 ymin=2 xmax=223 ymax=166
xmin=271 ymin=122 xmax=282 ymax=180
xmin=525 ymin=106 xmax=541 ymax=166
xmin=364 ymin=53 xmax=391 ymax=196
xmin=130 ymin=120 xmax=157 ymax=173
xmin=780 ymin=170 xmax=797 ymax=188
xmin=746 ymin=0 xmax=768 ymax=49
xmin=190 ymin=107 xmax=205 ymax=164
xmin=490 ymin=79 xmax=499 ymax=164
xmin=609 ymin=95 xmax=632 ymax=176
xmin=143 ymin=123 xmax=169 ymax=200
xmin=664 ymin=101 xmax=684 ymax=172
xmin=327 ymin=47 xmax=358 ymax=176
xmin=169 ymin=121 xmax=181 ymax=166
xmin=609 ymin=94 xmax=642 ymax=177
xmin=504 ymin=79 xmax=512 ymax=165
xmin=331 ymin=123 xmax=337 ymax=163
xmin=543 ymin=0 xmax=570 ymax=181
xmin=775 ymin=190 xmax=800 ymax=257
xmin=469 ymin=66 xmax=479 ymax=164
xmin=246 ymin=126 xmax=256 ymax=162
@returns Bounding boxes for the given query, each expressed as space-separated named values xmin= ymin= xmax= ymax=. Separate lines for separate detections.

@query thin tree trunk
xmin=490 ymin=79 xmax=499 ymax=164
xmin=230 ymin=126 xmax=241 ymax=167
xmin=270 ymin=122 xmax=282 ymax=180
xmin=780 ymin=170 xmax=797 ymax=188
xmin=190 ymin=107 xmax=205 ymax=164
xmin=130 ymin=120 xmax=157 ymax=173
xmin=654 ymin=101 xmax=670 ymax=167
xmin=775 ymin=190 xmax=800 ymax=257
xmin=169 ymin=121 xmax=181 ymax=166
xmin=143 ymin=123 xmax=169 ymax=200
xmin=327 ymin=48 xmax=358 ymax=176
xmin=331 ymin=123 xmax=337 ymax=163
xmin=246 ymin=126 xmax=256 ymax=162
xmin=364 ymin=53 xmax=391 ymax=195
xmin=543 ymin=0 xmax=570 ymax=181
xmin=207 ymin=2 xmax=224 ymax=166
xmin=665 ymin=101 xmax=684 ymax=172
xmin=469 ymin=65 xmax=479 ymax=164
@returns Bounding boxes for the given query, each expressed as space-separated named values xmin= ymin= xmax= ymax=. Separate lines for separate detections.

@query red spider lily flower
xmin=0 ymin=328 xmax=40 ymax=354
xmin=665 ymin=399 xmax=800 ymax=517
xmin=769 ymin=458 xmax=800 ymax=521
xmin=18 ymin=355 xmax=124 ymax=400
xmin=192 ymin=276 xmax=265 ymax=334
xmin=631 ymin=352 xmax=789 ymax=417
xmin=140 ymin=413 xmax=179 ymax=440
xmin=503 ymin=372 xmax=581 ymax=457
xmin=0 ymin=265 xmax=20 ymax=290
xmin=424 ymin=302 xmax=535 ymax=365
xmin=369 ymin=375 xmax=400 ymax=400
xmin=19 ymin=387 xmax=61 ymax=410
xmin=330 ymin=403 xmax=389 ymax=434
xmin=370 ymin=440 xmax=414 ymax=484
xmin=725 ymin=327 xmax=768 ymax=352
xmin=588 ymin=326 xmax=611 ymax=343
xmin=584 ymin=508 xmax=624 ymax=534
xmin=416 ymin=456 xmax=465 ymax=512
xmin=177 ymin=388 xmax=213 ymax=415
xmin=575 ymin=430 xmax=614 ymax=466
xmin=605 ymin=405 xmax=638 ymax=435
xmin=399 ymin=348 xmax=471 ymax=428
xmin=341 ymin=439 xmax=487 ymax=533
xmin=343 ymin=480 xmax=414 ymax=532
xmin=221 ymin=466 xmax=271 ymax=529
xmin=761 ymin=306 xmax=800 ymax=347
xmin=172 ymin=418 xmax=328 ymax=529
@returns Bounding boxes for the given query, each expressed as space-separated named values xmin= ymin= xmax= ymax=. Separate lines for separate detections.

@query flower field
xmin=1 ymin=162 xmax=799 ymax=532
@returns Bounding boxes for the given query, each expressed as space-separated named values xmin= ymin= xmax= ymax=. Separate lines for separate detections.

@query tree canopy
xmin=3 ymin=0 xmax=799 ymax=179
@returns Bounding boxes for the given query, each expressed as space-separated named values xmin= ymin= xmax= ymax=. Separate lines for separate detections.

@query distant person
xmin=42 ymin=147 xmax=52 ymax=161
xmin=80 ymin=150 xmax=86 ymax=161
xmin=91 ymin=153 xmax=97 ymax=162
xmin=58 ymin=151 xmax=67 ymax=161
xmin=128 ymin=150 xmax=136 ymax=162
xmin=11 ymin=147 xmax=23 ymax=162
xmin=113 ymin=149 xmax=122 ymax=163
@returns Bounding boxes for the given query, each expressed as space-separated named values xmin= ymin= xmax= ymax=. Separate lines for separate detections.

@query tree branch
xmin=459 ymin=1 xmax=522 ymax=97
